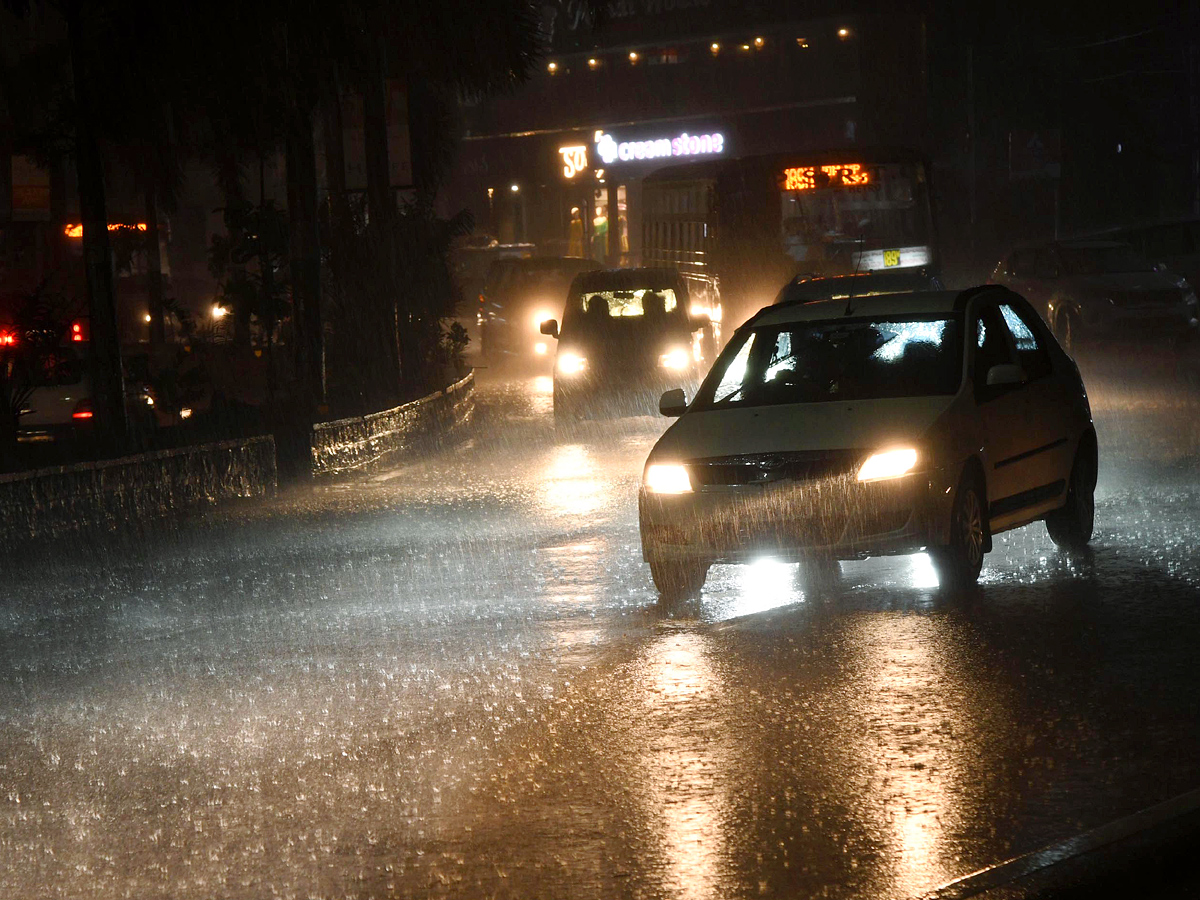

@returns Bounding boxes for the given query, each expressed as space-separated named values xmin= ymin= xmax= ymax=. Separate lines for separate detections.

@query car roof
xmin=750 ymin=289 xmax=985 ymax=328
xmin=778 ymin=270 xmax=936 ymax=301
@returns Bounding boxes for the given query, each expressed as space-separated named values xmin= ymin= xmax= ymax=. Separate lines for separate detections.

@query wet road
xmin=3 ymin=353 xmax=1200 ymax=899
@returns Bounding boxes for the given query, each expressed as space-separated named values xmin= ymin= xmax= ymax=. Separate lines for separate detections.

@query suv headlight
xmin=857 ymin=448 xmax=918 ymax=482
xmin=557 ymin=352 xmax=586 ymax=375
xmin=659 ymin=347 xmax=690 ymax=370
xmin=645 ymin=463 xmax=692 ymax=494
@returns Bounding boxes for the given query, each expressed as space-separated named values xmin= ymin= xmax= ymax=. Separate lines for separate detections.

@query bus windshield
xmin=780 ymin=162 xmax=929 ymax=271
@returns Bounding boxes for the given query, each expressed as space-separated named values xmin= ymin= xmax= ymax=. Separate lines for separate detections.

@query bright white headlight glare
xmin=532 ymin=308 xmax=555 ymax=329
xmin=645 ymin=463 xmax=693 ymax=494
xmin=856 ymin=448 xmax=918 ymax=482
xmin=659 ymin=347 xmax=690 ymax=370
xmin=557 ymin=352 xmax=586 ymax=375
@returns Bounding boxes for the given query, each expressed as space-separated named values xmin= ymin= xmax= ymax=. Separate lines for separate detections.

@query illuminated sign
xmin=595 ymin=131 xmax=725 ymax=165
xmin=63 ymin=223 xmax=148 ymax=238
xmin=781 ymin=164 xmax=870 ymax=191
xmin=559 ymin=145 xmax=588 ymax=178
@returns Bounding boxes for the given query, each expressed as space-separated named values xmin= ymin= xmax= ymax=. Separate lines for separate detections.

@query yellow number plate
xmin=883 ymin=249 xmax=901 ymax=267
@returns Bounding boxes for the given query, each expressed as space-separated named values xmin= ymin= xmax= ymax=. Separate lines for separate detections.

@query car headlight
xmin=856 ymin=448 xmax=918 ymax=482
xmin=532 ymin=308 xmax=556 ymax=329
xmin=645 ymin=463 xmax=693 ymax=494
xmin=659 ymin=347 xmax=690 ymax=370
xmin=557 ymin=352 xmax=586 ymax=375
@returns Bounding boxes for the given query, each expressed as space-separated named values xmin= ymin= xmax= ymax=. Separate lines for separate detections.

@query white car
xmin=639 ymin=286 xmax=1097 ymax=598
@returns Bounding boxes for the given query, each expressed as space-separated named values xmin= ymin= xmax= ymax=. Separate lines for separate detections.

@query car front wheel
xmin=648 ymin=556 xmax=709 ymax=601
xmin=930 ymin=473 xmax=987 ymax=589
xmin=1045 ymin=440 xmax=1096 ymax=551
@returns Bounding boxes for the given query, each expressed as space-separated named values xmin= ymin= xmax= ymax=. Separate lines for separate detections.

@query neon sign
xmin=782 ymin=164 xmax=870 ymax=191
xmin=595 ymin=131 xmax=725 ymax=165
xmin=559 ymin=145 xmax=588 ymax=178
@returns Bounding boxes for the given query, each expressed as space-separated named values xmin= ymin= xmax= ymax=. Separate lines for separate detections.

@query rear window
xmin=696 ymin=314 xmax=963 ymax=409
xmin=1059 ymin=245 xmax=1154 ymax=275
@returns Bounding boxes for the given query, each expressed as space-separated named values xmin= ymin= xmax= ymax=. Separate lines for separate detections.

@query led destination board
xmin=781 ymin=164 xmax=871 ymax=191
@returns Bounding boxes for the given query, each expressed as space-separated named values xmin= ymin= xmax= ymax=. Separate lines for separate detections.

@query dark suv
xmin=540 ymin=268 xmax=707 ymax=422
xmin=477 ymin=256 xmax=600 ymax=361
xmin=991 ymin=240 xmax=1199 ymax=351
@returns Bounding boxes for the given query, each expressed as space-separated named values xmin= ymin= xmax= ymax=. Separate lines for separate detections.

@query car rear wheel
xmin=1045 ymin=439 xmax=1096 ymax=551
xmin=930 ymin=472 xmax=987 ymax=589
xmin=648 ymin=556 xmax=709 ymax=601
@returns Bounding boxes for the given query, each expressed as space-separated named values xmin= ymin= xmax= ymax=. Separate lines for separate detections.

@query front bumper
xmin=639 ymin=469 xmax=954 ymax=564
xmin=555 ymin=371 xmax=701 ymax=417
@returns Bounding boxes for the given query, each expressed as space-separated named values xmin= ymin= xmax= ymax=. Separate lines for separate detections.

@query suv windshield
xmin=697 ymin=314 xmax=962 ymax=408
xmin=1059 ymin=244 xmax=1154 ymax=275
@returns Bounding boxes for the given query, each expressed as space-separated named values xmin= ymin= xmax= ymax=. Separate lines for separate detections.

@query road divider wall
xmin=0 ymin=435 xmax=277 ymax=545
xmin=310 ymin=371 xmax=475 ymax=477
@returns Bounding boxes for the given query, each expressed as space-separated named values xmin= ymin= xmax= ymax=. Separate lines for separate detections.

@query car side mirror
xmin=659 ymin=388 xmax=688 ymax=417
xmin=986 ymin=363 xmax=1026 ymax=387
xmin=539 ymin=319 xmax=559 ymax=339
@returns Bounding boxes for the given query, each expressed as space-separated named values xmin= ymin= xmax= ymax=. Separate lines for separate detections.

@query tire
xmin=1046 ymin=438 xmax=1096 ymax=551
xmin=930 ymin=471 xmax=988 ymax=589
xmin=649 ymin=556 xmax=709 ymax=601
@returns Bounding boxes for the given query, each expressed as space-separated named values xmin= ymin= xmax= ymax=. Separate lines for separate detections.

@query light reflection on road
xmin=635 ymin=631 xmax=731 ymax=900
xmin=845 ymin=613 xmax=968 ymax=896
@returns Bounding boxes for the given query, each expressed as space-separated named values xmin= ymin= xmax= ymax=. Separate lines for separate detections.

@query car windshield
xmin=1059 ymin=244 xmax=1155 ymax=275
xmin=575 ymin=288 xmax=679 ymax=318
xmin=697 ymin=314 xmax=962 ymax=408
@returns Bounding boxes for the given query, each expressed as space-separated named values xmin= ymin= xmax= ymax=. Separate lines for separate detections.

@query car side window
xmin=998 ymin=303 xmax=1053 ymax=380
xmin=973 ymin=305 xmax=1016 ymax=400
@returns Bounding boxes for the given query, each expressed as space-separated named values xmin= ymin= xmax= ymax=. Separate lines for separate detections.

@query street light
xmin=510 ymin=183 xmax=520 ymax=193
xmin=547 ymin=61 xmax=558 ymax=73
xmin=837 ymin=27 xmax=851 ymax=39
xmin=710 ymin=42 xmax=720 ymax=55
xmin=628 ymin=50 xmax=639 ymax=63
xmin=754 ymin=36 xmax=764 ymax=48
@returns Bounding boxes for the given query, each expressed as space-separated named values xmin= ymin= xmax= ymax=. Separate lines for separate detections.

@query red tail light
xmin=0 ymin=330 xmax=17 ymax=347
xmin=72 ymin=399 xmax=94 ymax=420
xmin=71 ymin=318 xmax=90 ymax=342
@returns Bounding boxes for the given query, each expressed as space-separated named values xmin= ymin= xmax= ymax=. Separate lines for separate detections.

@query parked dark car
xmin=775 ymin=268 xmax=944 ymax=305
xmin=477 ymin=256 xmax=600 ymax=361
xmin=1102 ymin=218 xmax=1200 ymax=297
xmin=540 ymin=268 xmax=707 ymax=422
xmin=990 ymin=239 xmax=1199 ymax=351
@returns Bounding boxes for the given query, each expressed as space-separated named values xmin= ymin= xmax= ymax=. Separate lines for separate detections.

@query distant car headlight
xmin=534 ymin=342 xmax=548 ymax=355
xmin=659 ymin=347 xmax=690 ymax=370
xmin=532 ymin=308 xmax=556 ymax=329
xmin=557 ymin=352 xmax=586 ymax=375
xmin=857 ymin=448 xmax=918 ymax=482
xmin=645 ymin=463 xmax=693 ymax=494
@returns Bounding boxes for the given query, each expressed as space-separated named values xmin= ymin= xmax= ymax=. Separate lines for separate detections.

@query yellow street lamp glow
xmin=587 ymin=57 xmax=599 ymax=69
xmin=645 ymin=463 xmax=693 ymax=494
xmin=211 ymin=304 xmax=229 ymax=320
xmin=856 ymin=448 xmax=918 ymax=482
xmin=547 ymin=61 xmax=558 ymax=73
xmin=629 ymin=50 xmax=639 ymax=62
xmin=837 ymin=27 xmax=851 ymax=39
xmin=710 ymin=42 xmax=720 ymax=54
xmin=754 ymin=36 xmax=764 ymax=47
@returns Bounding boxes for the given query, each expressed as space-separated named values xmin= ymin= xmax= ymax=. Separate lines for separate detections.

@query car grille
xmin=1109 ymin=288 xmax=1182 ymax=308
xmin=687 ymin=450 xmax=864 ymax=487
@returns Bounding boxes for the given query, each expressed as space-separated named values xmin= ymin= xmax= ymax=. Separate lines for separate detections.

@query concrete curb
xmin=920 ymin=786 xmax=1200 ymax=900
xmin=0 ymin=435 xmax=277 ymax=545
xmin=310 ymin=371 xmax=475 ymax=477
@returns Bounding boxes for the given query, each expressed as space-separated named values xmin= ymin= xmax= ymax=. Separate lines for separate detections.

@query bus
xmin=642 ymin=148 xmax=937 ymax=332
